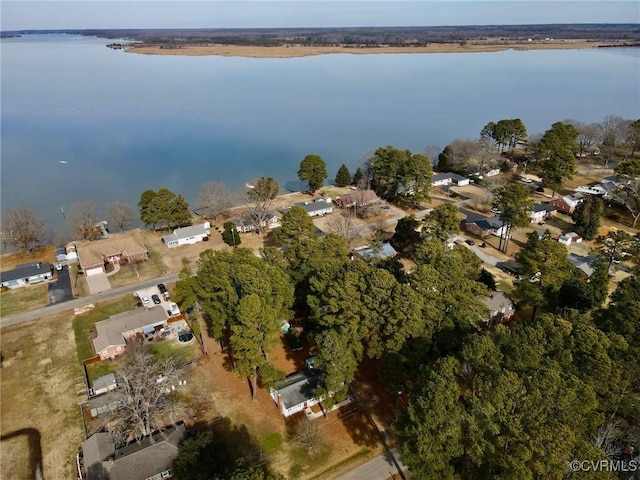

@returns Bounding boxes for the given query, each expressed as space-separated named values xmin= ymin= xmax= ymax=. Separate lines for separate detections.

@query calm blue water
xmin=1 ymin=34 xmax=639 ymax=234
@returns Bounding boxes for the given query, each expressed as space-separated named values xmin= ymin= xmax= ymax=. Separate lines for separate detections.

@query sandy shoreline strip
xmin=125 ymin=41 xmax=630 ymax=58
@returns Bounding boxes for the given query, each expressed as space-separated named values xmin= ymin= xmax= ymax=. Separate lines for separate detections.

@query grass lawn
xmin=72 ymin=296 xmax=133 ymax=362
xmin=147 ymin=337 xmax=203 ymax=364
xmin=1 ymin=311 xmax=84 ymax=480
xmin=0 ymin=283 xmax=48 ymax=317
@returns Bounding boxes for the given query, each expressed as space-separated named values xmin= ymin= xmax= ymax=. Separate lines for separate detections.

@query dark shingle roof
xmin=0 ymin=262 xmax=52 ymax=283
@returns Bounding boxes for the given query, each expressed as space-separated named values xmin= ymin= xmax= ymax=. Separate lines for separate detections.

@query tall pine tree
xmin=335 ymin=164 xmax=352 ymax=187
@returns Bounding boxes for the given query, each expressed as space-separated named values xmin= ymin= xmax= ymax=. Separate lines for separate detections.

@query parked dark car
xmin=157 ymin=284 xmax=167 ymax=294
xmin=152 ymin=294 xmax=161 ymax=305
xmin=465 ymin=239 xmax=475 ymax=245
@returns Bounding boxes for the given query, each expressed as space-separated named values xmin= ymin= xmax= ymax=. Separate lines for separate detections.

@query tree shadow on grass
xmin=173 ymin=417 xmax=268 ymax=480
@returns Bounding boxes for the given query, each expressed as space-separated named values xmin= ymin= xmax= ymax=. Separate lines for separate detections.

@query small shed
xmin=55 ymin=246 xmax=67 ymax=262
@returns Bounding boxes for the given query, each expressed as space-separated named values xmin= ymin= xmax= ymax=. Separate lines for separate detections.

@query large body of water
xmin=1 ymin=34 xmax=639 ymax=235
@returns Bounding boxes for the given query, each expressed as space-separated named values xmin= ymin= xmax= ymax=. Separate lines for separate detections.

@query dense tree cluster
xmin=369 ymin=146 xmax=433 ymax=203
xmin=481 ymin=118 xmax=527 ymax=152
xmin=138 ymin=187 xmax=192 ymax=230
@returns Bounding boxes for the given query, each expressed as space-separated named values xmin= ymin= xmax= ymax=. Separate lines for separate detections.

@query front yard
xmin=0 ymin=283 xmax=48 ymax=317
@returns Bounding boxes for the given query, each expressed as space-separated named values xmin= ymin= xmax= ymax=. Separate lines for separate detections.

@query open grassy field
xmin=1 ymin=311 xmax=84 ymax=480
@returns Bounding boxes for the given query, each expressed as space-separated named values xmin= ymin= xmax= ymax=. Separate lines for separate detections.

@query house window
xmin=161 ymin=470 xmax=171 ymax=479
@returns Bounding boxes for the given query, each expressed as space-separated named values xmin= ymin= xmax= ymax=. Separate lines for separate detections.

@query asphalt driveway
xmin=47 ymin=266 xmax=74 ymax=305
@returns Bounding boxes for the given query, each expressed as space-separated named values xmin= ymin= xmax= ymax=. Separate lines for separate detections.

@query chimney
xmin=277 ymin=393 xmax=284 ymax=414
xmin=36 ymin=262 xmax=41 ymax=269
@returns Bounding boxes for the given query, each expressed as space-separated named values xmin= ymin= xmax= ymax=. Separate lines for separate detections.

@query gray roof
xmin=294 ymin=200 xmax=332 ymax=214
xmin=83 ymin=423 xmax=186 ymax=480
xmin=432 ymin=172 xmax=468 ymax=183
xmin=531 ymin=203 xmax=556 ymax=213
xmin=274 ymin=369 xmax=323 ymax=410
xmin=0 ymin=262 xmax=52 ymax=283
xmin=163 ymin=223 xmax=209 ymax=244
xmin=482 ymin=291 xmax=515 ymax=313
xmin=93 ymin=307 xmax=167 ymax=354
xmin=472 ymin=216 xmax=503 ymax=231
xmin=82 ymin=433 xmax=115 ymax=479
xmin=353 ymin=243 xmax=397 ymax=260
xmin=568 ymin=253 xmax=598 ymax=277
xmin=93 ymin=373 xmax=117 ymax=391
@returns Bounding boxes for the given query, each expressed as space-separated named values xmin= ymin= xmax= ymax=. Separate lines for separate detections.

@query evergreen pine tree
xmin=352 ymin=167 xmax=363 ymax=186
xmin=335 ymin=164 xmax=352 ymax=187
xmin=222 ymin=222 xmax=241 ymax=246
xmin=572 ymin=195 xmax=603 ymax=240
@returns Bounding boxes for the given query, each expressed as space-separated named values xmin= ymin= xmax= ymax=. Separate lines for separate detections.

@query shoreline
xmin=124 ymin=41 xmax=633 ymax=58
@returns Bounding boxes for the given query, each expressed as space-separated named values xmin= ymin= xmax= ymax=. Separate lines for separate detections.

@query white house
xmin=292 ymin=198 xmax=333 ymax=217
xmin=432 ymin=172 xmax=470 ymax=187
xmin=0 ymin=262 xmax=53 ymax=289
xmin=162 ymin=222 xmax=210 ymax=248
xmin=529 ymin=203 xmax=557 ymax=223
xmin=270 ymin=369 xmax=323 ymax=417
xmin=485 ymin=168 xmax=501 ymax=177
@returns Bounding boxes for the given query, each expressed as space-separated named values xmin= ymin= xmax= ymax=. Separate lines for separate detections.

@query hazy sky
xmin=1 ymin=1 xmax=639 ymax=31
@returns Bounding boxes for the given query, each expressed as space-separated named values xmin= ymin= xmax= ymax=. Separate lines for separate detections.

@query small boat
xmin=59 ymin=160 xmax=68 ymax=164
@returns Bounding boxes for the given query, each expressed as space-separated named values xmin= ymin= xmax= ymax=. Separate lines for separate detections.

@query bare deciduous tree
xmin=197 ymin=182 xmax=233 ymax=221
xmin=1 ymin=207 xmax=47 ymax=254
xmin=292 ymin=417 xmax=323 ymax=451
xmin=614 ymin=177 xmax=640 ymax=228
xmin=326 ymin=211 xmax=362 ymax=247
xmin=593 ymin=417 xmax=624 ymax=458
xmin=108 ymin=349 xmax=184 ymax=445
xmin=244 ymin=177 xmax=280 ymax=232
xmin=106 ymin=202 xmax=135 ymax=232
xmin=69 ymin=201 xmax=101 ymax=240
xmin=447 ymin=138 xmax=479 ymax=171
xmin=566 ymin=119 xmax=602 ymax=158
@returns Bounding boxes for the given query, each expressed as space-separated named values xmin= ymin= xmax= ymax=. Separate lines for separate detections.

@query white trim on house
xmin=162 ymin=223 xmax=211 ymax=248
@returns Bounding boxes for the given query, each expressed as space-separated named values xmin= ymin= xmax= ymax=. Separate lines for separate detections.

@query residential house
xmin=568 ymin=253 xmax=599 ymax=277
xmin=351 ymin=243 xmax=398 ymax=261
xmin=291 ymin=198 xmax=333 ymax=217
xmin=482 ymin=291 xmax=515 ymax=325
xmin=334 ymin=190 xmax=380 ymax=209
xmin=81 ymin=422 xmax=186 ymax=480
xmin=431 ymin=172 xmax=470 ymax=187
xmin=485 ymin=168 xmax=501 ymax=177
xmin=162 ymin=222 xmax=210 ymax=248
xmin=270 ymin=369 xmax=323 ymax=417
xmin=529 ymin=203 xmax=557 ymax=223
xmin=93 ymin=306 xmax=168 ymax=360
xmin=551 ymin=194 xmax=583 ymax=214
xmin=229 ymin=212 xmax=280 ymax=233
xmin=465 ymin=216 xmax=508 ymax=238
xmin=0 ymin=262 xmax=52 ymax=289
xmin=77 ymin=232 xmax=148 ymax=276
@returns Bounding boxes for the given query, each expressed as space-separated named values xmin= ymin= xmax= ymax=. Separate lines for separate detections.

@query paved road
xmin=336 ymin=448 xmax=410 ymax=480
xmin=0 ymin=272 xmax=179 ymax=328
